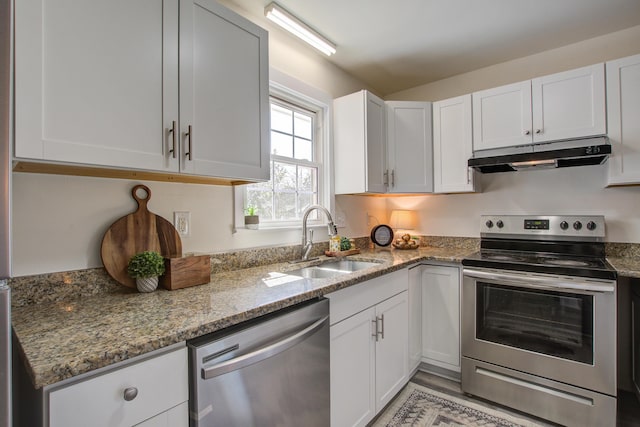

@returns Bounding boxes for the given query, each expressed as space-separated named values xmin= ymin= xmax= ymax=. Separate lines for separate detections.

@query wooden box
xmin=160 ymin=255 xmax=211 ymax=290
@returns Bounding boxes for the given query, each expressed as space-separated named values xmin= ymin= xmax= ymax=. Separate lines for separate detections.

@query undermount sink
xmin=287 ymin=260 xmax=380 ymax=279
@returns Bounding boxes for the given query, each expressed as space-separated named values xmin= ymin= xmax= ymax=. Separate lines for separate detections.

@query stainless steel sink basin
xmin=286 ymin=260 xmax=379 ymax=279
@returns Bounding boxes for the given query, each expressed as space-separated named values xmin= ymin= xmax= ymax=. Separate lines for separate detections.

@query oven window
xmin=476 ymin=282 xmax=594 ymax=364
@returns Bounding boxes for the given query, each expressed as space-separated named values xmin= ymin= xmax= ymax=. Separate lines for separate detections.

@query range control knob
xmin=587 ymin=221 xmax=597 ymax=231
xmin=485 ymin=220 xmax=494 ymax=228
xmin=496 ymin=220 xmax=504 ymax=229
xmin=560 ymin=221 xmax=569 ymax=230
xmin=573 ymin=221 xmax=582 ymax=230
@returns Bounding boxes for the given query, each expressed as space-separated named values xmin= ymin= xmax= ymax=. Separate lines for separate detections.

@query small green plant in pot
xmin=127 ymin=251 xmax=166 ymax=293
xmin=244 ymin=206 xmax=259 ymax=230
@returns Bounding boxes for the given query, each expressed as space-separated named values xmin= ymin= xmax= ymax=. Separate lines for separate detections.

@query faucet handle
xmin=328 ymin=223 xmax=338 ymax=236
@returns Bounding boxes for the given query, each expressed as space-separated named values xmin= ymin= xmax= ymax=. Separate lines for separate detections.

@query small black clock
xmin=370 ymin=224 xmax=394 ymax=247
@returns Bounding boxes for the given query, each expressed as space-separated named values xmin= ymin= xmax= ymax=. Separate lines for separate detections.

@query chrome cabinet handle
xmin=391 ymin=170 xmax=395 ymax=187
xmin=535 ymin=129 xmax=542 ymax=134
xmin=168 ymin=121 xmax=177 ymax=158
xmin=123 ymin=387 xmax=138 ymax=401
xmin=372 ymin=315 xmax=384 ymax=341
xmin=524 ymin=130 xmax=531 ymax=135
xmin=185 ymin=125 xmax=193 ymax=161
xmin=383 ymin=170 xmax=389 ymax=186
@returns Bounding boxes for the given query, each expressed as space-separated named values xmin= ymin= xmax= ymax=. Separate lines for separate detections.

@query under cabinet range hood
xmin=468 ymin=137 xmax=611 ymax=173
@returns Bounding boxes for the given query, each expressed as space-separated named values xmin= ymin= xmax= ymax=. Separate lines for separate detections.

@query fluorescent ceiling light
xmin=265 ymin=2 xmax=337 ymax=56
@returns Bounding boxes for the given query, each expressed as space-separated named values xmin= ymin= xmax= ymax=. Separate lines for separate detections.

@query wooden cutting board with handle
xmin=101 ymin=185 xmax=182 ymax=288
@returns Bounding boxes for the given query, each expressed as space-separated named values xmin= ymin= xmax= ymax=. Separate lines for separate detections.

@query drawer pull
xmin=123 ymin=387 xmax=138 ymax=401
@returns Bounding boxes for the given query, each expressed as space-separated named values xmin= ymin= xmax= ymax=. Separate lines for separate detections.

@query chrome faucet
xmin=298 ymin=205 xmax=338 ymax=262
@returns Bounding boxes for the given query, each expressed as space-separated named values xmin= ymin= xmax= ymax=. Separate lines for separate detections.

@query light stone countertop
xmin=12 ymin=246 xmax=474 ymax=389
xmin=607 ymin=257 xmax=640 ymax=279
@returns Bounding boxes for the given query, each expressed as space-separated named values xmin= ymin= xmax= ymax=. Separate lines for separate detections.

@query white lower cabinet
xmin=47 ymin=345 xmax=188 ymax=427
xmin=135 ymin=402 xmax=189 ymax=427
xmin=328 ymin=269 xmax=409 ymax=427
xmin=408 ymin=265 xmax=423 ymax=373
xmin=420 ymin=264 xmax=461 ymax=372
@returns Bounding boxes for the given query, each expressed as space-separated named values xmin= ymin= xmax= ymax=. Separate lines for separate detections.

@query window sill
xmin=233 ymin=223 xmax=329 ymax=233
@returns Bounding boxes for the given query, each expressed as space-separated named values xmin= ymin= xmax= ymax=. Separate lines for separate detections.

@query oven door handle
xmin=463 ymin=268 xmax=615 ymax=293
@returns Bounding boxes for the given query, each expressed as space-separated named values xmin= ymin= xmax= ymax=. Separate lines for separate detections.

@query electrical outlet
xmin=174 ymin=211 xmax=191 ymax=237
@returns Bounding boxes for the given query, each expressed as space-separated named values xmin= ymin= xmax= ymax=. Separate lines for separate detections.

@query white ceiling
xmin=230 ymin=0 xmax=640 ymax=96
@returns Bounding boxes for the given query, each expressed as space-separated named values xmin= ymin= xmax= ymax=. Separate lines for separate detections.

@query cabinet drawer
xmin=49 ymin=347 xmax=188 ymax=427
xmin=327 ymin=268 xmax=408 ymax=325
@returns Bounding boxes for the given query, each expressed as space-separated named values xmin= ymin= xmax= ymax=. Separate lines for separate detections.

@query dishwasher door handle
xmin=201 ymin=315 xmax=329 ymax=380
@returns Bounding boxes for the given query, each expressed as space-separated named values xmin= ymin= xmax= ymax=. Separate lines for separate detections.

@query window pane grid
xmin=246 ymin=98 xmax=320 ymax=224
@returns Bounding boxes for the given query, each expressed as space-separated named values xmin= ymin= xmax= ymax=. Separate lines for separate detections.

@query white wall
xmin=388 ymin=25 xmax=640 ymax=101
xmin=384 ymin=165 xmax=640 ymax=242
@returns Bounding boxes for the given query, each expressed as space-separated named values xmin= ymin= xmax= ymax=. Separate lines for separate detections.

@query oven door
xmin=462 ymin=267 xmax=616 ymax=396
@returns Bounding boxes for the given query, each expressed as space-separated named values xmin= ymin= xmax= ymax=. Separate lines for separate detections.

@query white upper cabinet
xmin=334 ymin=91 xmax=433 ymax=194
xmin=334 ymin=90 xmax=387 ymax=194
xmin=14 ymin=0 xmax=269 ymax=181
xmin=179 ymin=0 xmax=269 ymax=180
xmin=606 ymin=54 xmax=640 ymax=186
xmin=531 ymin=64 xmax=606 ymax=143
xmin=433 ymin=94 xmax=478 ymax=193
xmin=386 ymin=102 xmax=433 ymax=193
xmin=15 ymin=0 xmax=179 ymax=172
xmin=472 ymin=64 xmax=606 ymax=152
xmin=472 ymin=81 xmax=532 ymax=151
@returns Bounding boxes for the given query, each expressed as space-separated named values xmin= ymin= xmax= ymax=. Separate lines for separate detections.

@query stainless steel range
xmin=461 ymin=215 xmax=617 ymax=427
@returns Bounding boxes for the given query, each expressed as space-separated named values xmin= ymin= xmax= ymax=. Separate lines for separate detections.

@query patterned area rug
xmin=372 ymin=382 xmax=544 ymax=427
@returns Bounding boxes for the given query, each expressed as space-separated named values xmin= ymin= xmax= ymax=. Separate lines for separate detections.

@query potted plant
xmin=127 ymin=251 xmax=166 ymax=293
xmin=244 ymin=206 xmax=259 ymax=230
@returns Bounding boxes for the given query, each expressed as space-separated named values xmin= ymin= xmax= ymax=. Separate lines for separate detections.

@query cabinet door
xmin=135 ymin=402 xmax=188 ymax=427
xmin=180 ymin=0 xmax=269 ymax=180
xmin=14 ymin=0 xmax=179 ymax=172
xmin=421 ymin=265 xmax=460 ymax=371
xmin=472 ymin=81 xmax=532 ymax=150
xmin=532 ymin=63 xmax=606 ymax=144
xmin=408 ymin=266 xmax=422 ymax=373
xmin=365 ymin=92 xmax=388 ymax=193
xmin=606 ymin=54 xmax=640 ymax=186
xmin=334 ymin=90 xmax=387 ymax=194
xmin=331 ymin=307 xmax=376 ymax=427
xmin=375 ymin=291 xmax=409 ymax=411
xmin=433 ymin=95 xmax=477 ymax=193
xmin=386 ymin=102 xmax=433 ymax=193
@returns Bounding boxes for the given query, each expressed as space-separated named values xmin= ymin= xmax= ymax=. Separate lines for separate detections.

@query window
xmin=239 ymin=87 xmax=327 ymax=229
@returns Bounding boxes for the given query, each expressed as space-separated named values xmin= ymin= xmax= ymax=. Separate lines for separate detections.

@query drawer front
xmin=49 ymin=347 xmax=188 ymax=427
xmin=327 ymin=268 xmax=408 ymax=325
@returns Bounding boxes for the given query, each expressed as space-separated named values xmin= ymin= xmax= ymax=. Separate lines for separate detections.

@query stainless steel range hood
xmin=468 ymin=137 xmax=611 ymax=173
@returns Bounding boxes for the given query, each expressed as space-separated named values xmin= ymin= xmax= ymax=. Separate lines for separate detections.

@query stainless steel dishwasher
xmin=188 ymin=298 xmax=330 ymax=427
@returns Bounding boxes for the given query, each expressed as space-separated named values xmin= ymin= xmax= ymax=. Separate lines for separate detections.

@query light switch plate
xmin=174 ymin=211 xmax=191 ymax=237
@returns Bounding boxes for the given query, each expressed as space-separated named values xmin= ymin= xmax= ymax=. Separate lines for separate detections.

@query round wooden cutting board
xmin=101 ymin=185 xmax=182 ymax=288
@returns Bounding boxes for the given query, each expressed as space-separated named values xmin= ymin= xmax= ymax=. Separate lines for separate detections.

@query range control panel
xmin=480 ymin=215 xmax=606 ymax=240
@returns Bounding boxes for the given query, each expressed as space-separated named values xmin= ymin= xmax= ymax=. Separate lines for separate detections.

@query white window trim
xmin=233 ymin=69 xmax=334 ymax=232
